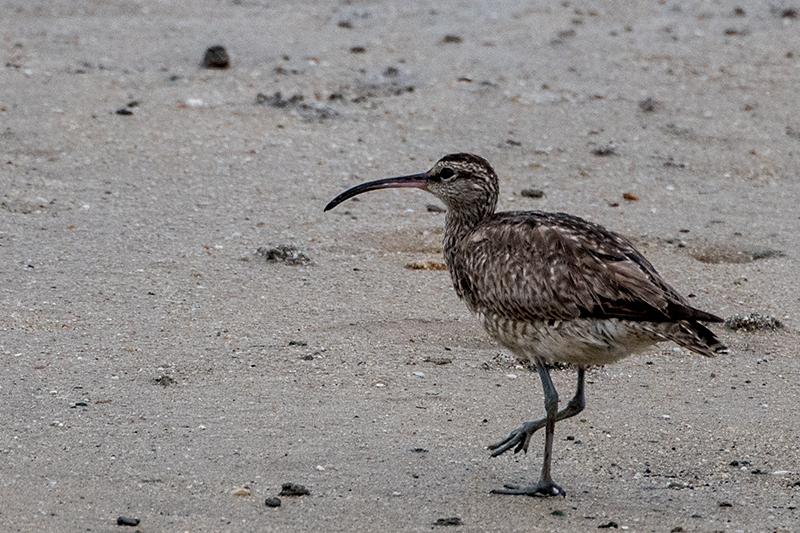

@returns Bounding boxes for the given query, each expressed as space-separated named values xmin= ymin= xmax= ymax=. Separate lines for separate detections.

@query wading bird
xmin=325 ymin=153 xmax=727 ymax=496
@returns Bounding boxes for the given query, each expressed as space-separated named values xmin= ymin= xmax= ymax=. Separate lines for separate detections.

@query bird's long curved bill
xmin=324 ymin=173 xmax=429 ymax=211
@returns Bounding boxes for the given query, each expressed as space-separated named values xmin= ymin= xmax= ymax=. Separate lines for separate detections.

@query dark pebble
xmin=719 ymin=501 xmax=733 ymax=507
xmin=202 ymin=45 xmax=230 ymax=69
xmin=638 ymin=97 xmax=658 ymax=112
xmin=598 ymin=521 xmax=618 ymax=529
xmin=116 ymin=516 xmax=140 ymax=526
xmin=592 ymin=146 xmax=616 ymax=156
xmin=442 ymin=35 xmax=462 ymax=43
xmin=551 ymin=510 xmax=564 ymax=516
xmin=279 ymin=482 xmax=310 ymax=496
xmin=115 ymin=109 xmax=133 ymax=116
xmin=434 ymin=517 xmax=462 ymax=526
xmin=265 ymin=497 xmax=282 ymax=507
xmin=350 ymin=46 xmax=366 ymax=54
xmin=520 ymin=188 xmax=544 ymax=198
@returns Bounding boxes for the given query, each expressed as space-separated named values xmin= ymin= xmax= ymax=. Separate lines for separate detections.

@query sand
xmin=2 ymin=1 xmax=799 ymax=531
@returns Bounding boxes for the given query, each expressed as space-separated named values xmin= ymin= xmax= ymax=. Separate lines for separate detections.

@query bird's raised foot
xmin=490 ymin=481 xmax=566 ymax=498
xmin=487 ymin=419 xmax=545 ymax=457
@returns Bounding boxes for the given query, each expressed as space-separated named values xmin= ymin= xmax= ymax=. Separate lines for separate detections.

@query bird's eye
xmin=439 ymin=167 xmax=456 ymax=180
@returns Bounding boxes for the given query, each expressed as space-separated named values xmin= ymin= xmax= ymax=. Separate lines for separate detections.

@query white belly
xmin=476 ymin=311 xmax=664 ymax=366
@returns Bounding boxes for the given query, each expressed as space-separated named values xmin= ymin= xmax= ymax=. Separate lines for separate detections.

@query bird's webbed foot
xmin=487 ymin=418 xmax=546 ymax=457
xmin=490 ymin=480 xmax=566 ymax=498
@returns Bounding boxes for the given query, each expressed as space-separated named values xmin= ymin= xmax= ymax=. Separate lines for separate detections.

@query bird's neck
xmin=442 ymin=204 xmax=493 ymax=262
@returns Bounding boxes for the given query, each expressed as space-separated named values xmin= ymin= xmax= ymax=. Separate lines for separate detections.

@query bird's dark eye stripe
xmin=439 ymin=167 xmax=455 ymax=180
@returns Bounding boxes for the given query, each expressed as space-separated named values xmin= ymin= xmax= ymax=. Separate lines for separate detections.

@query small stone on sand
xmin=279 ymin=482 xmax=310 ymax=496
xmin=202 ymin=45 xmax=230 ymax=69
xmin=265 ymin=497 xmax=282 ymax=507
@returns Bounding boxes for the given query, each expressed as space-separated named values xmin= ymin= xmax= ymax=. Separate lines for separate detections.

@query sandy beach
xmin=2 ymin=1 xmax=799 ymax=531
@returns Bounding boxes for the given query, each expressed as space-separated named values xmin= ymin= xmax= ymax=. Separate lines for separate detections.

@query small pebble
xmin=638 ymin=97 xmax=658 ymax=112
xmin=265 ymin=497 xmax=282 ymax=507
xmin=622 ymin=192 xmax=639 ymax=201
xmin=202 ymin=45 xmax=230 ymax=68
xmin=520 ymin=188 xmax=544 ymax=198
xmin=116 ymin=516 xmax=140 ymax=526
xmin=413 ymin=371 xmax=426 ymax=378
xmin=434 ymin=517 xmax=463 ymax=526
xmin=280 ymin=482 xmax=310 ymax=496
xmin=592 ymin=146 xmax=616 ymax=156
xmin=231 ymin=487 xmax=251 ymax=497
xmin=442 ymin=35 xmax=463 ymax=43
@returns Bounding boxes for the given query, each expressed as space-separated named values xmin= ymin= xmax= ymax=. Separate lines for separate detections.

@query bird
xmin=324 ymin=153 xmax=728 ymax=497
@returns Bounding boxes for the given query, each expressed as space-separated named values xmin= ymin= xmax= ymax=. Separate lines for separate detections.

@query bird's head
xmin=324 ymin=153 xmax=499 ymax=217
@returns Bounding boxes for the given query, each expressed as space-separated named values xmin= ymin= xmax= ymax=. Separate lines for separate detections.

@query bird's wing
xmin=449 ymin=212 xmax=720 ymax=323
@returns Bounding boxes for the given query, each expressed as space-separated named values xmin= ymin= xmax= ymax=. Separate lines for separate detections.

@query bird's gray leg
xmin=488 ymin=367 xmax=585 ymax=457
xmin=534 ymin=362 xmax=564 ymax=495
xmin=491 ymin=365 xmax=583 ymax=497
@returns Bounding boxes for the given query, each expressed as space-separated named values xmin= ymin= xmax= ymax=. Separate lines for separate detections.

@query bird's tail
xmin=660 ymin=320 xmax=729 ymax=357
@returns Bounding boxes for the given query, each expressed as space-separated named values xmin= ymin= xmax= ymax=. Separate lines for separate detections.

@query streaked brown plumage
xmin=325 ymin=153 xmax=728 ymax=497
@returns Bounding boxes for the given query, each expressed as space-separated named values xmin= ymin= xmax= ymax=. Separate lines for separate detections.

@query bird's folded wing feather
xmin=449 ymin=212 xmax=720 ymax=323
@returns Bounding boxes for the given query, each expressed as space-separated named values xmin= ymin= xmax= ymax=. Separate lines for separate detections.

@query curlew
xmin=324 ymin=153 xmax=727 ymax=497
